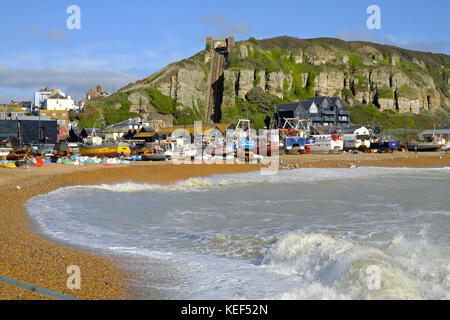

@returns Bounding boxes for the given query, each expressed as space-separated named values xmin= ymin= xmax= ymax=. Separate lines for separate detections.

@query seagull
xmin=17 ymin=186 xmax=21 ymax=190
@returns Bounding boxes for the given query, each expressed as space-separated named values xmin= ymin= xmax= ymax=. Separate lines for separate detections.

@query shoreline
xmin=1 ymin=152 xmax=449 ymax=300
xmin=0 ymin=163 xmax=259 ymax=300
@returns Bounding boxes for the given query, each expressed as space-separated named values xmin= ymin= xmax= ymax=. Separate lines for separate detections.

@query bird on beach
xmin=17 ymin=186 xmax=21 ymax=190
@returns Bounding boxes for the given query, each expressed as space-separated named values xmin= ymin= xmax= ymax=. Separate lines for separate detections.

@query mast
xmin=18 ymin=120 xmax=22 ymax=148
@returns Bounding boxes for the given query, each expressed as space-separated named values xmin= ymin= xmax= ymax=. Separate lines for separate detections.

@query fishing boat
xmin=0 ymin=147 xmax=12 ymax=160
xmin=442 ymin=143 xmax=450 ymax=151
xmin=163 ymin=140 xmax=197 ymax=160
xmin=141 ymin=154 xmax=168 ymax=162
xmin=310 ymin=134 xmax=344 ymax=154
xmin=343 ymin=134 xmax=371 ymax=152
xmin=78 ymin=128 xmax=131 ymax=158
xmin=370 ymin=136 xmax=399 ymax=153
xmin=79 ymin=143 xmax=131 ymax=158
xmin=6 ymin=147 xmax=30 ymax=161
xmin=407 ymin=142 xmax=442 ymax=152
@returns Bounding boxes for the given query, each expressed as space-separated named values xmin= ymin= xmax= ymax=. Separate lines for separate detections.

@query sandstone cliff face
xmin=118 ymin=37 xmax=449 ymax=120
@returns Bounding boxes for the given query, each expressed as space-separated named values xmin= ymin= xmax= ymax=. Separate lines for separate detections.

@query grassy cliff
xmin=80 ymin=36 xmax=450 ymax=130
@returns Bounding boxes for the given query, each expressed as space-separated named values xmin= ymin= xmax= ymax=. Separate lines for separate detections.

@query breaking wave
xmin=54 ymin=166 xmax=450 ymax=194
xmin=262 ymin=231 xmax=450 ymax=300
xmin=26 ymin=166 xmax=450 ymax=300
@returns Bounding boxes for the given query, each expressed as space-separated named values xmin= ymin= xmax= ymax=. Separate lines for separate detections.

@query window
xmin=309 ymin=104 xmax=318 ymax=114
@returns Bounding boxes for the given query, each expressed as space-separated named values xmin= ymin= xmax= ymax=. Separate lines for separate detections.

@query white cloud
xmin=200 ymin=13 xmax=230 ymax=25
xmin=0 ymin=92 xmax=12 ymax=104
xmin=221 ymin=21 xmax=251 ymax=37
xmin=336 ymin=29 xmax=450 ymax=54
xmin=29 ymin=26 xmax=68 ymax=43
xmin=200 ymin=12 xmax=252 ymax=38
xmin=0 ymin=65 xmax=139 ymax=102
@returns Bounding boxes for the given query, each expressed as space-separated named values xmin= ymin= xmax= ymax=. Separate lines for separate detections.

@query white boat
xmin=0 ymin=147 xmax=12 ymax=158
xmin=441 ymin=143 xmax=450 ymax=151
xmin=343 ymin=134 xmax=371 ymax=151
xmin=164 ymin=140 xmax=197 ymax=160
xmin=310 ymin=134 xmax=343 ymax=154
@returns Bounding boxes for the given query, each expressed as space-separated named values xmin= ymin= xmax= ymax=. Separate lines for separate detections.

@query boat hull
xmin=407 ymin=143 xmax=442 ymax=152
xmin=141 ymin=155 xmax=168 ymax=162
xmin=79 ymin=144 xmax=131 ymax=158
xmin=0 ymin=148 xmax=12 ymax=159
xmin=310 ymin=139 xmax=343 ymax=154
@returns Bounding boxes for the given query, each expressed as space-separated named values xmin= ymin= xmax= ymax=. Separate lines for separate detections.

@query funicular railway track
xmin=205 ymin=51 xmax=226 ymax=125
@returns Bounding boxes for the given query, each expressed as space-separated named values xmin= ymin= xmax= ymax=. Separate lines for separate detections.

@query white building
xmin=34 ymin=87 xmax=68 ymax=112
xmin=107 ymin=117 xmax=151 ymax=131
xmin=44 ymin=93 xmax=76 ymax=111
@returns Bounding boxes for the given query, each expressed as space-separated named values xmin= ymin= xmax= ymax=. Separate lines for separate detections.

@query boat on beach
xmin=0 ymin=147 xmax=12 ymax=159
xmin=343 ymin=134 xmax=371 ymax=152
xmin=141 ymin=154 xmax=168 ymax=162
xmin=78 ymin=128 xmax=131 ymax=158
xmin=407 ymin=142 xmax=443 ymax=152
xmin=310 ymin=134 xmax=343 ymax=154
xmin=442 ymin=143 xmax=450 ymax=151
xmin=79 ymin=143 xmax=132 ymax=158
xmin=369 ymin=136 xmax=399 ymax=153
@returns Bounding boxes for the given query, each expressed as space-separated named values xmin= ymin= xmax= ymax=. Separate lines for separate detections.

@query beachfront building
xmin=0 ymin=102 xmax=27 ymax=119
xmin=103 ymin=117 xmax=152 ymax=142
xmin=39 ymin=110 xmax=70 ymax=129
xmin=274 ymin=97 xmax=351 ymax=129
xmin=80 ymin=128 xmax=106 ymax=140
xmin=419 ymin=129 xmax=450 ymax=143
xmin=341 ymin=126 xmax=371 ymax=137
xmin=107 ymin=117 xmax=151 ymax=131
xmin=18 ymin=101 xmax=33 ymax=114
xmin=43 ymin=93 xmax=76 ymax=111
xmin=0 ymin=117 xmax=58 ymax=146
xmin=34 ymin=87 xmax=67 ymax=111
xmin=104 ymin=128 xmax=129 ymax=142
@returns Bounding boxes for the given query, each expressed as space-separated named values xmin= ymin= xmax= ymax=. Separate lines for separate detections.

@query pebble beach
xmin=0 ymin=152 xmax=449 ymax=300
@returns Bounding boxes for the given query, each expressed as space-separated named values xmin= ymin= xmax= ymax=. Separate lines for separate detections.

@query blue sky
xmin=0 ymin=0 xmax=449 ymax=103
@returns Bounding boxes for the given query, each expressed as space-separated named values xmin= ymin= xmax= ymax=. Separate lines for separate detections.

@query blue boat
xmin=388 ymin=141 xmax=399 ymax=149
xmin=370 ymin=136 xmax=399 ymax=152
xmin=284 ymin=137 xmax=306 ymax=154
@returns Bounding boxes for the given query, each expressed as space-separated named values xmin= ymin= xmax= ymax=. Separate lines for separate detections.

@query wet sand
xmin=0 ymin=152 xmax=449 ymax=300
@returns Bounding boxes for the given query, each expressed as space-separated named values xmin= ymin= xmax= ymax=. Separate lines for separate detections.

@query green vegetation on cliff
xmin=84 ymin=36 xmax=449 ymax=131
xmin=77 ymin=92 xmax=138 ymax=129
xmin=145 ymin=88 xmax=177 ymax=114
xmin=347 ymin=104 xmax=450 ymax=132
xmin=377 ymin=87 xmax=394 ymax=99
xmin=397 ymin=84 xmax=419 ymax=100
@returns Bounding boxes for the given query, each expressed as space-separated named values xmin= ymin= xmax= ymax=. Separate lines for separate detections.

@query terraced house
xmin=274 ymin=97 xmax=351 ymax=128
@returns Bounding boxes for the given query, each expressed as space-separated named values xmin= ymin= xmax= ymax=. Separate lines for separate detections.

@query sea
xmin=26 ymin=167 xmax=450 ymax=300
